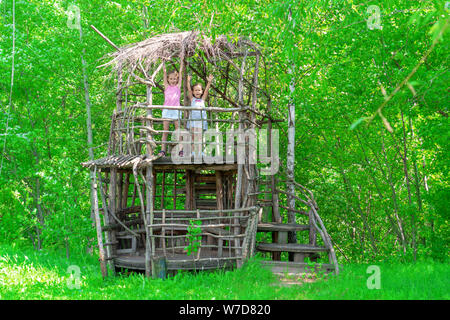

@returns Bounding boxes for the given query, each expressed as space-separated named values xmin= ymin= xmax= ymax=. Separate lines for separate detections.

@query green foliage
xmin=0 ymin=0 xmax=448 ymax=265
xmin=184 ymin=220 xmax=202 ymax=256
xmin=1 ymin=245 xmax=448 ymax=299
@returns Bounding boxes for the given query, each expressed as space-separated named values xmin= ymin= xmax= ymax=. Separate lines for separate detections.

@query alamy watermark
xmin=367 ymin=5 xmax=382 ymax=30
xmin=366 ymin=265 xmax=381 ymax=290
xmin=67 ymin=265 xmax=81 ymax=289
xmin=66 ymin=4 xmax=81 ymax=30
xmin=168 ymin=128 xmax=280 ymax=175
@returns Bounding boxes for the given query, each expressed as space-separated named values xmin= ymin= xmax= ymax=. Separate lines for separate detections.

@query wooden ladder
xmin=255 ymin=174 xmax=339 ymax=275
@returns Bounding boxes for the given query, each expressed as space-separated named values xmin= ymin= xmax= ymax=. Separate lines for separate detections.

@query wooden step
xmin=194 ymin=175 xmax=216 ymax=183
xmin=195 ymin=199 xmax=217 ymax=208
xmin=260 ymin=260 xmax=335 ymax=274
xmin=194 ymin=183 xmax=216 ymax=190
xmin=256 ymin=243 xmax=328 ymax=253
xmin=257 ymin=223 xmax=309 ymax=232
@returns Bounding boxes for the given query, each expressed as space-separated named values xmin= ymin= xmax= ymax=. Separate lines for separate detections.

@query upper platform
xmin=85 ymin=31 xmax=278 ymax=172
xmin=82 ymin=153 xmax=239 ymax=171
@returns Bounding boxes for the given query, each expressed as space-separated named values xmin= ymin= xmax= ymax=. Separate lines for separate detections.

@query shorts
xmin=162 ymin=108 xmax=181 ymax=120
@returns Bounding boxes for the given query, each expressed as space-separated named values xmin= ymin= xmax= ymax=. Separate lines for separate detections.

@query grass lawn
xmin=0 ymin=244 xmax=448 ymax=300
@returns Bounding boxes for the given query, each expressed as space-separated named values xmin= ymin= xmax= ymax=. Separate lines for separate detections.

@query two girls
xmin=160 ymin=57 xmax=213 ymax=158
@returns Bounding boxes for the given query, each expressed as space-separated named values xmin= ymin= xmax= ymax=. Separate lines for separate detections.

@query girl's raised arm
xmin=186 ymin=74 xmax=193 ymax=102
xmin=202 ymin=74 xmax=214 ymax=101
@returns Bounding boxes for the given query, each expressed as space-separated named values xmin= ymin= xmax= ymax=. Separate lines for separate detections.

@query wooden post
xmin=151 ymin=256 xmax=167 ymax=279
xmin=216 ymin=171 xmax=224 ymax=211
xmin=116 ymin=62 xmax=123 ymax=113
xmin=117 ymin=172 xmax=123 ymax=211
xmin=196 ymin=209 xmax=201 ymax=260
xmin=271 ymin=175 xmax=281 ymax=222
xmin=234 ymin=51 xmax=248 ymax=267
xmin=228 ymin=173 xmax=235 ymax=209
xmin=131 ymin=175 xmax=137 ymax=206
xmin=209 ymin=171 xmax=223 ymax=246
xmin=182 ymin=57 xmax=189 ymax=129
xmin=162 ymin=209 xmax=166 ymax=255
xmin=309 ymin=209 xmax=317 ymax=246
xmin=146 ymin=85 xmax=153 ymax=155
xmin=153 ymin=171 xmax=157 ymax=212
xmin=185 ymin=170 xmax=192 ymax=210
xmin=122 ymin=173 xmax=130 ymax=211
xmin=263 ymin=118 xmax=272 ymax=222
xmin=145 ymin=164 xmax=154 ymax=278
xmin=91 ymin=167 xmax=108 ymax=278
xmin=173 ymin=170 xmax=177 ymax=209
xmin=286 ymin=5 xmax=297 ymax=261
xmin=108 ymin=112 xmax=116 ymax=156
xmin=234 ymin=51 xmax=247 ymax=211
xmin=271 ymin=175 xmax=281 ymax=261
xmin=247 ymin=54 xmax=259 ymax=210
xmin=278 ymin=232 xmax=288 ymax=244
xmin=161 ymin=170 xmax=166 ymax=209
xmin=98 ymin=170 xmax=115 ymax=275
xmin=109 ymin=168 xmax=117 ymax=271
xmin=191 ymin=171 xmax=196 ymax=210
xmin=293 ymin=253 xmax=305 ymax=263
xmin=80 ymin=22 xmax=97 ymax=257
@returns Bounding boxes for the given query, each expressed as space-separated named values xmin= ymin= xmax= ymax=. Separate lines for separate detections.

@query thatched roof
xmin=103 ymin=31 xmax=260 ymax=72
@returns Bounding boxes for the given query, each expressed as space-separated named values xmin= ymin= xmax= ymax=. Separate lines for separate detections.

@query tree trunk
xmin=79 ymin=24 xmax=97 ymax=254
xmin=381 ymin=136 xmax=407 ymax=254
xmin=286 ymin=7 xmax=297 ymax=261
xmin=0 ymin=0 xmax=15 ymax=176
xmin=409 ymin=117 xmax=420 ymax=261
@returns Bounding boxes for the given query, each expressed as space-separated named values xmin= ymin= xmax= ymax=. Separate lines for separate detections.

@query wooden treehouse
xmin=82 ymin=31 xmax=338 ymax=278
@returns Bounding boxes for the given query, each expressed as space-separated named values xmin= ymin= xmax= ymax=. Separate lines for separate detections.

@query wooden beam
xmin=109 ymin=168 xmax=117 ymax=264
xmin=145 ymin=163 xmax=154 ymax=278
xmin=91 ymin=167 xmax=108 ymax=278
xmin=185 ymin=170 xmax=192 ymax=210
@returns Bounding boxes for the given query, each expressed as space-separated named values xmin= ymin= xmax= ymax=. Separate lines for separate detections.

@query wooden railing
xmin=143 ymin=207 xmax=259 ymax=262
xmin=108 ymin=103 xmax=261 ymax=156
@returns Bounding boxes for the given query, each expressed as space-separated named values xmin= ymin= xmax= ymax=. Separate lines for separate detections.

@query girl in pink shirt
xmin=160 ymin=58 xmax=184 ymax=157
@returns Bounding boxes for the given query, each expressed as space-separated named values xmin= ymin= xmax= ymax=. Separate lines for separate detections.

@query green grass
xmin=0 ymin=244 xmax=448 ymax=300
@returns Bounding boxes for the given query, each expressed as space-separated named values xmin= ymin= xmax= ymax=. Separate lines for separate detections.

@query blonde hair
xmin=167 ymin=69 xmax=178 ymax=77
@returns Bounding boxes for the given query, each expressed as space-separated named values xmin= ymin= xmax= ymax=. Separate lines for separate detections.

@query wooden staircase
xmin=255 ymin=174 xmax=339 ymax=275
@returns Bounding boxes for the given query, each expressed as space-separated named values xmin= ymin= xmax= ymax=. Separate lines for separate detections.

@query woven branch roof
xmin=103 ymin=31 xmax=260 ymax=71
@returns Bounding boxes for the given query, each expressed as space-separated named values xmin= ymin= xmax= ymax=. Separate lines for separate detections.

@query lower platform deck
xmin=113 ymin=248 xmax=237 ymax=272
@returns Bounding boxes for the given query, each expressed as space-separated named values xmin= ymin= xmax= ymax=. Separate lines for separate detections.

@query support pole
xmin=108 ymin=168 xmax=117 ymax=274
xmin=146 ymin=85 xmax=153 ymax=155
xmin=263 ymin=118 xmax=272 ymax=222
xmin=116 ymin=62 xmax=123 ymax=113
xmin=286 ymin=6 xmax=297 ymax=261
xmin=234 ymin=51 xmax=247 ymax=266
xmin=91 ymin=166 xmax=108 ymax=278
xmin=145 ymin=163 xmax=155 ymax=278
xmin=97 ymin=170 xmax=116 ymax=274
xmin=309 ymin=209 xmax=317 ymax=246
xmin=271 ymin=175 xmax=281 ymax=261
